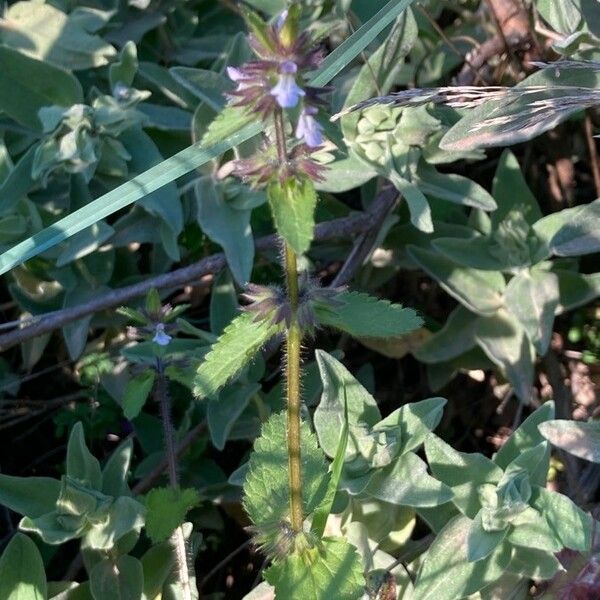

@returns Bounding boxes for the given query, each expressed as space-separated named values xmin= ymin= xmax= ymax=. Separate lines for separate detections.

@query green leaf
xmin=122 ymin=371 xmax=156 ymax=420
xmin=89 ymin=556 xmax=143 ymax=600
xmin=193 ymin=312 xmax=281 ymax=399
xmin=555 ymin=270 xmax=600 ymax=313
xmin=0 ymin=145 xmax=37 ymax=215
xmin=365 ymin=452 xmax=453 ymax=507
xmin=311 ymin=400 xmax=349 ymax=539
xmin=375 ymin=396 xmax=447 ymax=455
xmin=494 ymin=402 xmax=555 ymax=474
xmin=141 ymin=542 xmax=176 ymax=600
xmin=504 ymin=269 xmax=560 ymax=354
xmin=506 ymin=506 xmax=562 ymax=553
xmin=389 ymin=171 xmax=433 ymax=233
xmin=316 ymin=151 xmax=377 ymax=193
xmin=84 ymin=497 xmax=145 ymax=550
xmin=314 ymin=350 xmax=381 ymax=458
xmin=474 ymin=310 xmax=535 ymax=404
xmin=408 ymin=245 xmax=505 ymax=316
xmin=492 ymin=150 xmax=542 ymax=227
xmin=530 ymin=486 xmax=592 ymax=552
xmin=415 ymin=161 xmax=497 ymax=211
xmin=196 ymin=176 xmax=254 ymax=285
xmin=170 ymin=67 xmax=229 ymax=112
xmin=0 ymin=46 xmax=83 ymax=131
xmin=414 ymin=515 xmax=512 ymax=600
xmin=243 ymin=412 xmax=328 ymax=531
xmin=0 ymin=474 xmax=60 ymax=518
xmin=414 ymin=305 xmax=479 ymax=363
xmin=2 ymin=2 xmax=116 ymax=70
xmin=425 ymin=434 xmax=503 ymax=518
xmin=539 ymin=418 xmax=600 ymax=463
xmin=264 ymin=538 xmax=365 ymax=600
xmin=210 ymin=269 xmax=239 ymax=336
xmin=547 ymin=199 xmax=600 ymax=257
xmin=109 ymin=41 xmax=138 ymax=90
xmin=467 ymin=510 xmax=508 ymax=562
xmin=207 ymin=383 xmax=260 ymax=451
xmin=101 ymin=438 xmax=133 ymax=498
xmin=505 ymin=546 xmax=562 ymax=580
xmin=67 ymin=423 xmax=102 ymax=489
xmin=144 ymin=487 xmax=199 ymax=544
xmin=315 ymin=291 xmax=423 ymax=338
xmin=0 ymin=533 xmax=46 ymax=600
xmin=0 ymin=0 xmax=418 ymax=274
xmin=267 ymin=178 xmax=317 ymax=256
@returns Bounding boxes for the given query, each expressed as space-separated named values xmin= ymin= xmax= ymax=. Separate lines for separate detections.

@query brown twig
xmin=0 ymin=188 xmax=397 ymax=353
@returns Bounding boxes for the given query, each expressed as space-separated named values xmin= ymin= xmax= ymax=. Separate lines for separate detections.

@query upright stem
xmin=274 ymin=109 xmax=304 ymax=532
xmin=155 ymin=357 xmax=193 ymax=600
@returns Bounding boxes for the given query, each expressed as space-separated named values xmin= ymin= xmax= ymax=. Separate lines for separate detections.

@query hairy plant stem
xmin=155 ymin=356 xmax=193 ymax=600
xmin=274 ymin=109 xmax=304 ymax=532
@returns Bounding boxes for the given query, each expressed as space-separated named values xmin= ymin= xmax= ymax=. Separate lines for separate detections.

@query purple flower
xmin=152 ymin=323 xmax=172 ymax=346
xmin=270 ymin=61 xmax=305 ymax=108
xmin=295 ymin=106 xmax=323 ymax=147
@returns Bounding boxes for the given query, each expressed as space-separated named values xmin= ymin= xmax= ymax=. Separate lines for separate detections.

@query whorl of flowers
xmin=226 ymin=5 xmax=328 ymax=159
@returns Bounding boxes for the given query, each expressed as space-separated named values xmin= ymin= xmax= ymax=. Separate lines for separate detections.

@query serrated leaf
xmin=144 ymin=487 xmax=199 ymax=543
xmin=505 ymin=269 xmax=559 ymax=354
xmin=315 ymin=291 xmax=422 ymax=338
xmin=0 ymin=533 xmax=46 ymax=600
xmin=122 ymin=371 xmax=155 ymax=420
xmin=243 ymin=412 xmax=328 ymax=530
xmin=267 ymin=178 xmax=317 ymax=256
xmin=193 ymin=312 xmax=281 ymax=399
xmin=408 ymin=245 xmax=505 ymax=316
xmin=314 ymin=350 xmax=381 ymax=458
xmin=264 ymin=538 xmax=365 ymax=600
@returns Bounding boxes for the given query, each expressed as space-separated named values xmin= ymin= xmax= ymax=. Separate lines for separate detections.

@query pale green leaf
xmin=506 ymin=507 xmax=562 ymax=553
xmin=365 ymin=452 xmax=453 ymax=507
xmin=267 ymin=178 xmax=317 ymax=256
xmin=555 ymin=270 xmax=600 ymax=313
xmin=264 ymin=538 xmax=365 ymax=600
xmin=66 ymin=422 xmax=102 ymax=489
xmin=467 ymin=511 xmax=507 ymax=562
xmin=0 ymin=46 xmax=83 ymax=130
xmin=315 ymin=291 xmax=423 ymax=338
xmin=408 ymin=245 xmax=505 ymax=316
xmin=193 ymin=312 xmax=281 ymax=399
xmin=0 ymin=533 xmax=46 ymax=600
xmin=0 ymin=474 xmax=60 ymax=518
xmin=504 ymin=269 xmax=560 ymax=354
xmin=89 ymin=556 xmax=143 ymax=600
xmin=101 ymin=438 xmax=133 ymax=498
xmin=243 ymin=412 xmax=328 ymax=530
xmin=530 ymin=485 xmax=592 ymax=552
xmin=425 ymin=434 xmax=502 ymax=518
xmin=314 ymin=350 xmax=381 ymax=458
xmin=505 ymin=546 xmax=562 ymax=581
xmin=539 ymin=418 xmax=600 ymax=463
xmin=210 ymin=269 xmax=239 ymax=336
xmin=144 ymin=487 xmax=199 ymax=543
xmin=2 ymin=2 xmax=116 ymax=70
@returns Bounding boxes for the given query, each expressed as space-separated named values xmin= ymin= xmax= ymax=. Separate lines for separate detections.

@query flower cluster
xmin=226 ymin=6 xmax=327 ymax=149
xmin=242 ymin=277 xmax=344 ymax=333
xmin=118 ymin=289 xmax=189 ymax=348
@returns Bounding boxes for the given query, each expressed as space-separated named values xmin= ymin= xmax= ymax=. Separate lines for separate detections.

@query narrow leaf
xmin=315 ymin=291 xmax=423 ymax=338
xmin=193 ymin=312 xmax=281 ymax=399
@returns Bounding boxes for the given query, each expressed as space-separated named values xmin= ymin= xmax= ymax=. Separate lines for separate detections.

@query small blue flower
xmin=270 ymin=61 xmax=305 ymax=108
xmin=152 ymin=323 xmax=172 ymax=346
xmin=295 ymin=106 xmax=323 ymax=147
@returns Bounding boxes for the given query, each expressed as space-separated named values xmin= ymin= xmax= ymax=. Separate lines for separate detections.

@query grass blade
xmin=0 ymin=0 xmax=416 ymax=275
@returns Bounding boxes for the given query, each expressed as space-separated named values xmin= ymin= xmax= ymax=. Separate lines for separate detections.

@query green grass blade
xmin=0 ymin=0 xmax=415 ymax=275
